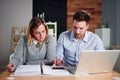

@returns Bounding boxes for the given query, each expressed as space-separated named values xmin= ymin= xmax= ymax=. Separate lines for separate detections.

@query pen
xmin=40 ymin=62 xmax=43 ymax=74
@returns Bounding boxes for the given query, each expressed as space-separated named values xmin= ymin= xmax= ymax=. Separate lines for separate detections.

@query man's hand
xmin=52 ymin=59 xmax=64 ymax=66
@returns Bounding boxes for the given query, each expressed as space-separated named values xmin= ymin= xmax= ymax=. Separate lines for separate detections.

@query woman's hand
xmin=7 ymin=64 xmax=16 ymax=72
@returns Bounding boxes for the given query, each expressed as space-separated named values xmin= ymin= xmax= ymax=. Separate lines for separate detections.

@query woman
xmin=7 ymin=17 xmax=56 ymax=72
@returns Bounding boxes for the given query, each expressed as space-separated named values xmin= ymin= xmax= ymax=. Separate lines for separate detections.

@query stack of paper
xmin=12 ymin=65 xmax=41 ymax=76
xmin=11 ymin=65 xmax=71 ymax=76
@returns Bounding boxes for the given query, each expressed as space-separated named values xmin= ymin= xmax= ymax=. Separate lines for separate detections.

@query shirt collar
xmin=33 ymin=40 xmax=38 ymax=45
xmin=82 ymin=31 xmax=89 ymax=43
xmin=70 ymin=30 xmax=77 ymax=42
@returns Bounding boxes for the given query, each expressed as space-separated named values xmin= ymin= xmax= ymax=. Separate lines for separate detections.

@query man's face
xmin=72 ymin=20 xmax=89 ymax=40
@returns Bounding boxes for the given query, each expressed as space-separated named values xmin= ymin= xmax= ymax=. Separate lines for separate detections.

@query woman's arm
xmin=9 ymin=35 xmax=25 ymax=66
xmin=42 ymin=35 xmax=56 ymax=65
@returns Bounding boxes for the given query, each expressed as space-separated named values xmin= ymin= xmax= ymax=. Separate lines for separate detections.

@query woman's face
xmin=32 ymin=24 xmax=46 ymax=42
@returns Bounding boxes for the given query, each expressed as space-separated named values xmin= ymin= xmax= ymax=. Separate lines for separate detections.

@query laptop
xmin=67 ymin=50 xmax=120 ymax=75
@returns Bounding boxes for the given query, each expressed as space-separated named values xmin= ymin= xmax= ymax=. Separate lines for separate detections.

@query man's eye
xmin=74 ymin=26 xmax=77 ymax=29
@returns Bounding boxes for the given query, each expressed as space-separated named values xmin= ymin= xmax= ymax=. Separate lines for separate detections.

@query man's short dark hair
xmin=73 ymin=11 xmax=90 ymax=23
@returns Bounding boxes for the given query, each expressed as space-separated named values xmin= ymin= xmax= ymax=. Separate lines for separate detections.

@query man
xmin=53 ymin=11 xmax=104 ymax=67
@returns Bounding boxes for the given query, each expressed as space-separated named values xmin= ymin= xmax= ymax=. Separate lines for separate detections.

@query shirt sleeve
xmin=55 ymin=32 xmax=65 ymax=59
xmin=94 ymin=34 xmax=105 ymax=50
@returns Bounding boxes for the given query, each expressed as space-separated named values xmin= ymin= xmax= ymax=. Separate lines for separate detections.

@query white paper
xmin=11 ymin=65 xmax=71 ymax=76
xmin=11 ymin=65 xmax=41 ymax=76
xmin=42 ymin=65 xmax=71 ymax=76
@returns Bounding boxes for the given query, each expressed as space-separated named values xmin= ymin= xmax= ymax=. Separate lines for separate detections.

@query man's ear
xmin=86 ymin=23 xmax=89 ymax=29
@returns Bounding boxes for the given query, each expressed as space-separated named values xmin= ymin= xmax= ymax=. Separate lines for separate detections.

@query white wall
xmin=0 ymin=0 xmax=32 ymax=67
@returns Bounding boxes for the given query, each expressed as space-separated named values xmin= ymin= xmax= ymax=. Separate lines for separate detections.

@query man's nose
xmin=76 ymin=29 xmax=80 ymax=34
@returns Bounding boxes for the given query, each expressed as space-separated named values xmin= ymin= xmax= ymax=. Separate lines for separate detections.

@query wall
xmin=33 ymin=0 xmax=67 ymax=38
xmin=102 ymin=0 xmax=120 ymax=73
xmin=114 ymin=0 xmax=120 ymax=73
xmin=67 ymin=0 xmax=102 ymax=32
xmin=116 ymin=0 xmax=120 ymax=45
xmin=0 ymin=0 xmax=32 ymax=67
xmin=102 ymin=0 xmax=117 ymax=46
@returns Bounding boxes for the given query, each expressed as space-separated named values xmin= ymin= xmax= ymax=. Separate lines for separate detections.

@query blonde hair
xmin=26 ymin=17 xmax=48 ymax=46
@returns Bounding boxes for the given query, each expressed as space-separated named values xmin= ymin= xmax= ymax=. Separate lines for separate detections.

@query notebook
xmin=67 ymin=50 xmax=120 ymax=75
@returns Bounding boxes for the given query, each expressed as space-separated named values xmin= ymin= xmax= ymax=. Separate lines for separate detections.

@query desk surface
xmin=1 ymin=70 xmax=120 ymax=80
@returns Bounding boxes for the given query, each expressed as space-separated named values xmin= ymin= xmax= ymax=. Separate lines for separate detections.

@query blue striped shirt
xmin=56 ymin=30 xmax=105 ymax=66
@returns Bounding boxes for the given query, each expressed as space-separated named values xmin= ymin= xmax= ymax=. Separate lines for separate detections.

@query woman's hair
xmin=26 ymin=17 xmax=48 ymax=46
xmin=73 ymin=10 xmax=90 ymax=23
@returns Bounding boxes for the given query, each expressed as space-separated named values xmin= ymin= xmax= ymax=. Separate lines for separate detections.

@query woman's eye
xmin=35 ymin=32 xmax=39 ymax=34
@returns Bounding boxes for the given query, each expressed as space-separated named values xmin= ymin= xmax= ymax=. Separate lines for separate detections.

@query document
xmin=12 ymin=65 xmax=41 ymax=76
xmin=11 ymin=64 xmax=71 ymax=76
xmin=42 ymin=64 xmax=71 ymax=75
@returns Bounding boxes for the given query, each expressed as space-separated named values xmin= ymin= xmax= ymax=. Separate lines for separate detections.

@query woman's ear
xmin=30 ymin=31 xmax=34 ymax=38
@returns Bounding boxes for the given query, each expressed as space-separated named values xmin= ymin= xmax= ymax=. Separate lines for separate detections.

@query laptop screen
xmin=75 ymin=50 xmax=120 ymax=75
xmin=68 ymin=50 xmax=120 ymax=74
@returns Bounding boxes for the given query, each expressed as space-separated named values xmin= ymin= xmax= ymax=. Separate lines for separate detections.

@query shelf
xmin=46 ymin=22 xmax=57 ymax=40
xmin=10 ymin=27 xmax=26 ymax=54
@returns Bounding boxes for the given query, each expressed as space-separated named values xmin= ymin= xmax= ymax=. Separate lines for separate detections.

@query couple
xmin=7 ymin=11 xmax=104 ymax=72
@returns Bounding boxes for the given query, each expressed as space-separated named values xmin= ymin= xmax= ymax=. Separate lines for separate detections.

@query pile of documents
xmin=11 ymin=64 xmax=71 ymax=76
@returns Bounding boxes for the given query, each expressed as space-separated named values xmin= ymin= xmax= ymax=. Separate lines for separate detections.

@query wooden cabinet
xmin=95 ymin=28 xmax=110 ymax=49
xmin=10 ymin=27 xmax=26 ymax=53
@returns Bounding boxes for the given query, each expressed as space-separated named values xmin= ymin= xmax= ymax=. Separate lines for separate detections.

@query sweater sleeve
xmin=42 ymin=35 xmax=56 ymax=65
xmin=45 ymin=35 xmax=56 ymax=60
xmin=9 ymin=35 xmax=26 ymax=66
